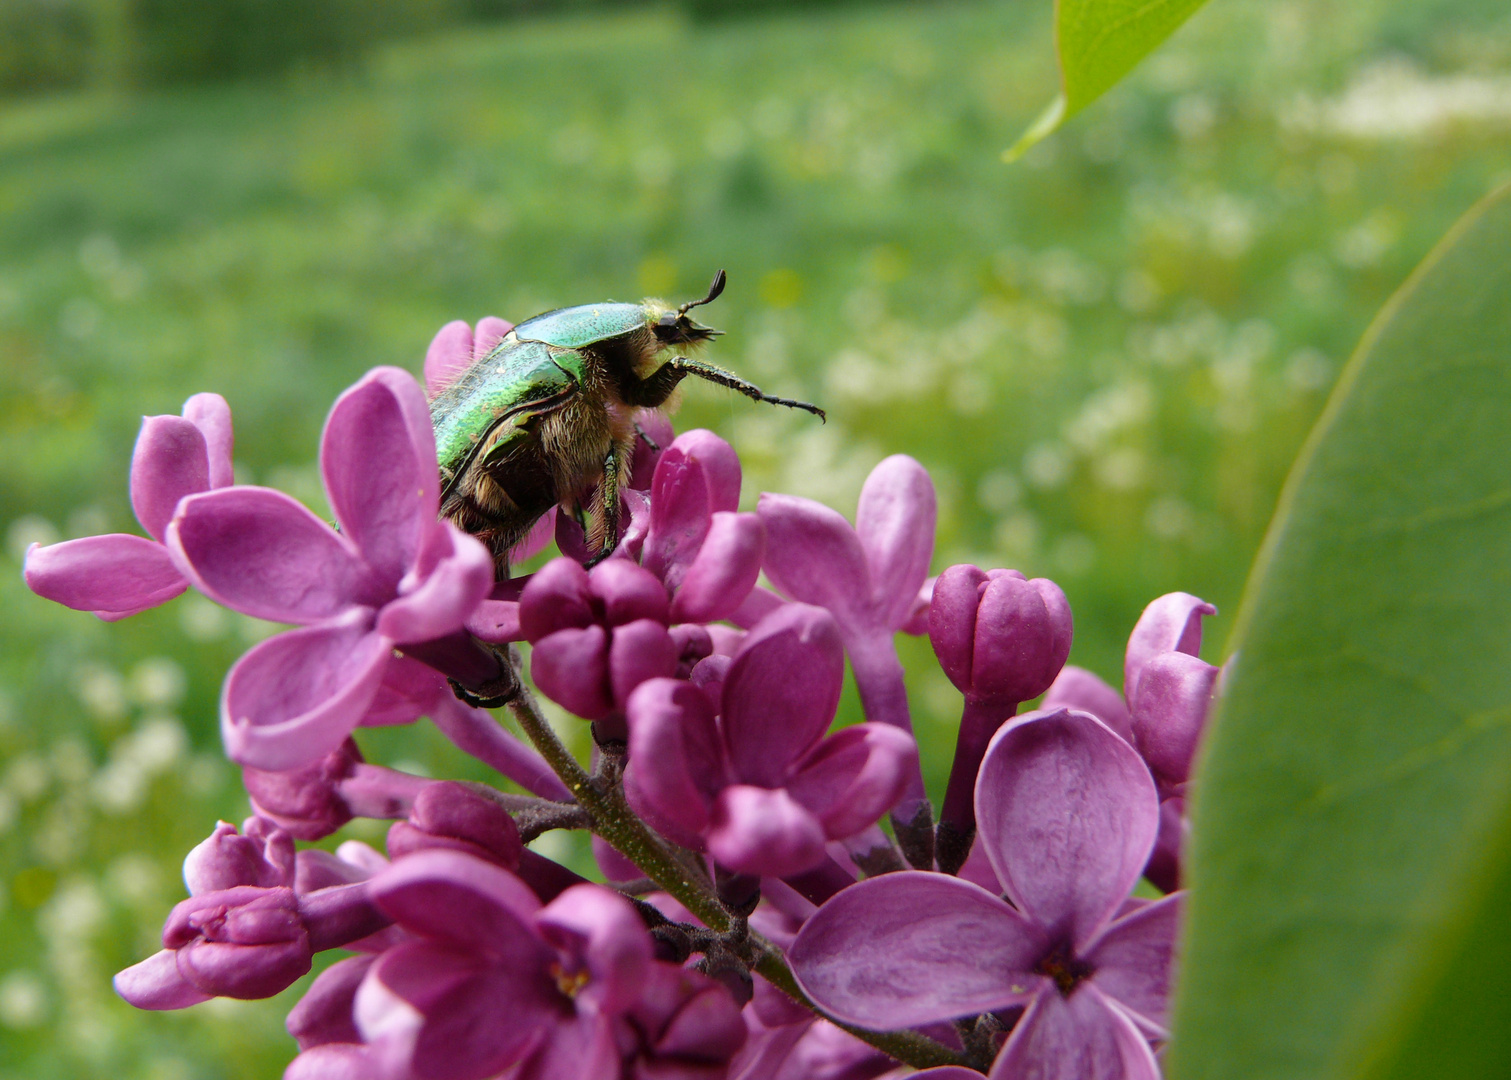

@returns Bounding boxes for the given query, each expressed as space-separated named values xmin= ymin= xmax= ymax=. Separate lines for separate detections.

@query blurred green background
xmin=1 ymin=0 xmax=1509 ymax=1075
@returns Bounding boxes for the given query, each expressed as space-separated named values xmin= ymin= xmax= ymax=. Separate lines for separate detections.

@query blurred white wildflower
xmin=0 ymin=971 xmax=48 ymax=1029
xmin=1284 ymin=57 xmax=1511 ymax=139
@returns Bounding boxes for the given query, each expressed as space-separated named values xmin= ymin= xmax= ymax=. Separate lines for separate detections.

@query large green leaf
xmin=1006 ymin=0 xmax=1210 ymax=159
xmin=1168 ymin=181 xmax=1511 ymax=1080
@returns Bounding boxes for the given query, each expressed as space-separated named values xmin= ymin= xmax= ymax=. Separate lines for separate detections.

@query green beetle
xmin=430 ymin=271 xmax=824 ymax=572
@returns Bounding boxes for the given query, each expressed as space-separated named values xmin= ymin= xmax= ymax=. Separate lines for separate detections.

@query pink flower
xmin=24 ymin=393 xmax=234 ymax=619
xmin=166 ymin=368 xmax=495 ymax=771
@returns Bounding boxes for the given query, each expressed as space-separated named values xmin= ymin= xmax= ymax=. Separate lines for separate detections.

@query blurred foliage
xmin=0 ymin=0 xmax=1509 ymax=1075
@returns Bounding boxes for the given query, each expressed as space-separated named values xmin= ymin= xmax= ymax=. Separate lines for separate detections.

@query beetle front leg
xmin=667 ymin=358 xmax=826 ymax=421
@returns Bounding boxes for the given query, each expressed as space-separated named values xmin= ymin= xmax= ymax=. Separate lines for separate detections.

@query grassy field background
xmin=1 ymin=0 xmax=1509 ymax=1075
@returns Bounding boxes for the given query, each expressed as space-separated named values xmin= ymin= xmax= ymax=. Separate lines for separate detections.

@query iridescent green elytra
xmin=429 ymin=271 xmax=824 ymax=573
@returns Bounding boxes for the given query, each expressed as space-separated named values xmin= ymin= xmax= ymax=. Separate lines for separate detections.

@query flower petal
xmin=608 ymin=619 xmax=678 ymax=709
xmin=113 ymin=949 xmax=213 ymax=1010
xmin=474 ymin=316 xmax=514 ymax=356
xmin=987 ymin=984 xmax=1160 ymax=1080
xmin=588 ymin=558 xmax=670 ymax=627
xmin=669 ymin=511 xmax=765 ymax=624
xmin=369 ymin=850 xmax=546 ymax=955
xmin=626 ymin=409 xmax=674 ymax=491
xmin=1123 ymin=592 xmax=1216 ymax=702
xmin=707 ymin=785 xmax=828 ymax=877
xmin=789 ymin=872 xmax=1044 ymax=1028
xmin=183 ymin=392 xmax=235 ymax=489
xmin=377 ymin=525 xmax=493 ymax=644
xmin=287 ymin=954 xmax=375 ymax=1049
xmin=322 ymin=368 xmax=440 ymax=587
xmin=24 ymin=535 xmax=186 ymax=619
xmin=424 ymin=320 xmax=476 ymax=397
xmin=518 ymin=558 xmax=596 ymax=641
xmin=535 ymin=884 xmax=652 ymax=1014
xmin=221 ymin=622 xmax=390 ymax=771
xmin=131 ymin=414 xmax=211 ymax=540
xmin=757 ymin=493 xmax=872 ymax=630
xmin=464 ymin=599 xmax=522 ymax=643
xmin=723 ymin=604 xmax=844 ymax=785
xmin=360 ymin=655 xmax=449 ymax=727
xmin=530 ymin=626 xmax=612 ymax=720
xmin=1082 ymin=891 xmax=1184 ymax=1035
xmin=854 ymin=455 xmax=936 ymax=630
xmin=624 ymin=679 xmax=724 ymax=845
xmin=787 ymin=723 xmax=919 ymax=840
xmin=1128 ymin=651 xmax=1218 ymax=787
xmin=641 ymin=442 xmax=714 ymax=587
xmin=168 ymin=486 xmax=372 ymax=623
xmin=1043 ymin=666 xmax=1134 ymax=745
xmin=975 ymin=709 xmax=1160 ymax=947
xmin=506 ymin=512 xmax=557 ymax=565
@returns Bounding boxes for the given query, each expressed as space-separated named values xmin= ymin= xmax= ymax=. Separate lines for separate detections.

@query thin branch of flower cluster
xmin=23 ymin=317 xmax=1222 ymax=1080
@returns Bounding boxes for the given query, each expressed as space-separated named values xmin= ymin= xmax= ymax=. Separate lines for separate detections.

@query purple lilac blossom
xmin=623 ymin=603 xmax=918 ymax=878
xmin=23 ymin=393 xmax=234 ymax=619
xmin=928 ymin=564 xmax=1072 ymax=873
xmin=756 ymin=456 xmax=937 ymax=859
xmin=790 ymin=707 xmax=1182 ymax=1080
xmin=115 ymin=818 xmax=391 ymax=1009
xmin=354 ymin=849 xmax=745 ymax=1080
xmin=1042 ymin=592 xmax=1218 ymax=891
xmin=165 ymin=368 xmax=495 ymax=771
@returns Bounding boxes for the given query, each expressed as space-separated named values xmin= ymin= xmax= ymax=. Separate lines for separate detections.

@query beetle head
xmin=651 ymin=269 xmax=726 ymax=347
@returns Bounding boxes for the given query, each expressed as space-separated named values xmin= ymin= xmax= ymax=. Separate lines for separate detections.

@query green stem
xmin=504 ymin=683 xmax=970 ymax=1072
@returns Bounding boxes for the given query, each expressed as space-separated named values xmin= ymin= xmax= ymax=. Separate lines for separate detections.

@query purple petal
xmin=368 ymin=850 xmax=546 ymax=956
xmin=114 ymin=949 xmax=213 ymax=1009
xmin=221 ymin=622 xmax=390 ymax=771
xmin=428 ymin=695 xmax=572 ymax=801
xmin=530 ymin=625 xmax=612 ymax=719
xmin=627 ymin=409 xmax=675 ymax=491
xmin=536 ymin=884 xmax=652 ymax=1014
xmin=669 ymin=511 xmax=765 ymax=624
xmin=176 ymin=934 xmax=312 ymax=1000
xmin=914 ymin=1071 xmax=993 ymax=1080
xmin=242 ymin=739 xmax=363 ymax=840
xmin=608 ymin=619 xmax=679 ymax=709
xmin=23 ymin=535 xmax=186 ymax=619
xmin=424 ymin=320 xmax=476 ymax=396
xmin=515 ymin=1011 xmax=619 ymax=1080
xmin=519 ymin=558 xmax=596 ymax=641
xmin=592 ymin=836 xmax=643 ymax=883
xmin=987 ymin=984 xmax=1160 ymax=1080
xmin=1144 ymin=797 xmax=1186 ymax=894
xmin=387 ymin=781 xmax=523 ymax=870
xmin=723 ymin=604 xmax=844 ymax=785
xmin=641 ymin=444 xmax=714 ymax=587
xmin=900 ymin=575 xmax=936 ymax=636
xmin=284 ymin=1044 xmax=382 ymax=1080
xmin=1123 ymin=592 xmax=1216 ymax=702
xmin=854 ymin=455 xmax=936 ymax=630
xmin=975 ymin=709 xmax=1161 ymax=948
xmin=927 ymin=564 xmax=999 ymax=691
xmin=1128 ymin=651 xmax=1218 ymax=787
xmin=464 ymin=599 xmax=522 ymax=643
xmin=641 ymin=966 xmax=747 ymax=1062
xmin=757 ymin=493 xmax=872 ymax=631
xmin=360 ymin=655 xmax=448 ymax=727
xmin=624 ymin=679 xmax=725 ymax=845
xmin=676 ymin=429 xmax=742 ymax=512
xmin=1043 ymin=666 xmax=1134 ymax=745
xmin=474 ymin=316 xmax=514 ymax=355
xmin=729 ymin=584 xmax=784 ymax=629
xmin=287 ymin=954 xmax=375 ymax=1049
xmin=377 ymin=524 xmax=493 ymax=644
xmin=787 ymin=724 xmax=919 ymax=840
xmin=970 ymin=574 xmax=1072 ymax=704
xmin=374 ymin=942 xmax=555 ymax=1080
xmin=588 ymin=558 xmax=670 ymax=627
xmin=1083 ymin=891 xmax=1184 ymax=1035
xmin=183 ymin=819 xmax=294 ymax=894
xmin=131 ymin=414 xmax=210 ymax=540
xmin=322 ymin=368 xmax=439 ymax=588
xmin=168 ymin=486 xmax=373 ymax=623
xmin=789 ymin=872 xmax=1044 ymax=1028
xmin=507 ymin=512 xmax=557 ymax=565
xmin=183 ymin=392 xmax=235 ymax=489
xmin=707 ymin=785 xmax=828 ymax=877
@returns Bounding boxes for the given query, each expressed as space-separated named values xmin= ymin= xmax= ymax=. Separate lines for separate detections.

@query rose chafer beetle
xmin=430 ymin=270 xmax=824 ymax=573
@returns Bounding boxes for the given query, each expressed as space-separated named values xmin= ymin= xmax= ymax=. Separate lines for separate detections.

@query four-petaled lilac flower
xmin=929 ymin=564 xmax=1073 ymax=873
xmin=756 ymin=455 xmax=936 ymax=856
xmin=790 ymin=707 xmax=1182 ymax=1080
xmin=165 ymin=367 xmax=495 ymax=771
xmin=1043 ymin=592 xmax=1218 ymax=891
xmin=624 ymin=603 xmax=918 ymax=877
xmin=24 ymin=393 xmax=234 ymax=619
xmin=115 ymin=818 xmax=390 ymax=1009
xmin=354 ymin=849 xmax=745 ymax=1080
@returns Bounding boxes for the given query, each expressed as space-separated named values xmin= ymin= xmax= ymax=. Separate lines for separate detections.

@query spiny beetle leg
xmin=670 ymin=358 xmax=826 ymax=423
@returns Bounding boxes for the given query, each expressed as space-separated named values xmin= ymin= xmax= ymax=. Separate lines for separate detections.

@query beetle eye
xmin=658 ymin=312 xmax=679 ymax=328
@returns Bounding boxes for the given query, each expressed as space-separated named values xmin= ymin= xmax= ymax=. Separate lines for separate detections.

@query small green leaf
xmin=1009 ymin=0 xmax=1210 ymax=157
xmin=1168 ymin=181 xmax=1511 ymax=1080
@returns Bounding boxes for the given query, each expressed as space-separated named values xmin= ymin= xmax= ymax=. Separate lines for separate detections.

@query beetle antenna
xmin=678 ymin=269 xmax=727 ymax=316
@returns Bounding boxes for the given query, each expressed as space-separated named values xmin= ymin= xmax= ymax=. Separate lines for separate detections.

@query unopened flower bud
xmin=385 ymin=781 xmax=522 ymax=870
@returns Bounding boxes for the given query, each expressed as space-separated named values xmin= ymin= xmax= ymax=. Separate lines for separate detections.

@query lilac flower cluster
xmin=24 ymin=316 xmax=1221 ymax=1079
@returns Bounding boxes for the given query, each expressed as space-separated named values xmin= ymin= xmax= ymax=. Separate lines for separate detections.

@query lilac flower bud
xmin=385 ymin=781 xmax=522 ymax=870
xmin=183 ymin=817 xmax=294 ymax=895
xmin=1124 ymin=591 xmax=1216 ymax=702
xmin=928 ymin=564 xmax=1073 ymax=873
xmin=163 ymin=886 xmax=313 ymax=1000
xmin=669 ymin=623 xmax=714 ymax=677
xmin=1129 ymin=650 xmax=1219 ymax=790
xmin=242 ymin=739 xmax=430 ymax=841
